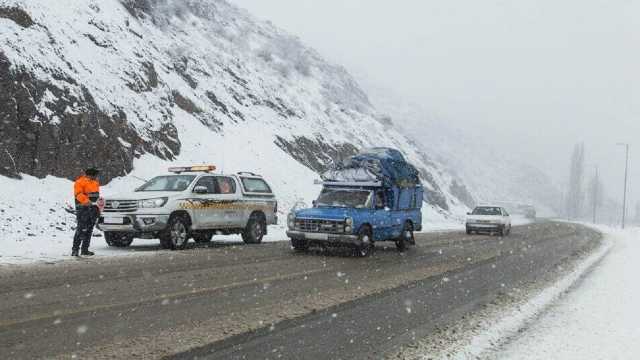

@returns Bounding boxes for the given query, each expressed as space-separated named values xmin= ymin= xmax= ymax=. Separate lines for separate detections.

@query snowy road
xmin=0 ymin=222 xmax=600 ymax=359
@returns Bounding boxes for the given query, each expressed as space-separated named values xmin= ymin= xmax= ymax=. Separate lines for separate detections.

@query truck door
xmin=212 ymin=176 xmax=242 ymax=228
xmin=191 ymin=176 xmax=217 ymax=229
xmin=371 ymin=189 xmax=393 ymax=241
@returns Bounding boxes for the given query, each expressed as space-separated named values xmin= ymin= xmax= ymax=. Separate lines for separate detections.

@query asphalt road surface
xmin=0 ymin=222 xmax=601 ymax=359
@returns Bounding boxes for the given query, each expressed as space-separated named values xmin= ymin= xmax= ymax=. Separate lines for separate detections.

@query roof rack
xmin=314 ymin=180 xmax=383 ymax=187
xmin=237 ymin=171 xmax=260 ymax=177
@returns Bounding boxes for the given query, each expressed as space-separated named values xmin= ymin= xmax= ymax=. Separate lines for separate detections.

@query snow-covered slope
xmin=0 ymin=0 xmax=474 ymax=261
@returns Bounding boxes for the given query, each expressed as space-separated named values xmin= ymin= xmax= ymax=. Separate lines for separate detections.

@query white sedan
xmin=465 ymin=206 xmax=512 ymax=236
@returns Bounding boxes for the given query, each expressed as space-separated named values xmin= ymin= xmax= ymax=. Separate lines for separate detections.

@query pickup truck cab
xmin=287 ymin=181 xmax=423 ymax=256
xmin=97 ymin=166 xmax=277 ymax=250
xmin=465 ymin=205 xmax=511 ymax=236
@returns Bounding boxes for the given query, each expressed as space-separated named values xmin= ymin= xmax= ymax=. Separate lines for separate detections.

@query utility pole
xmin=593 ymin=167 xmax=599 ymax=224
xmin=617 ymin=143 xmax=630 ymax=229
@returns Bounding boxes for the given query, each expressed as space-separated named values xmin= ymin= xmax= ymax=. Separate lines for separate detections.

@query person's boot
xmin=81 ymin=250 xmax=95 ymax=256
xmin=71 ymin=249 xmax=79 ymax=257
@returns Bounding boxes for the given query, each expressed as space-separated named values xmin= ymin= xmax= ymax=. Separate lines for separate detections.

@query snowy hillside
xmin=0 ymin=0 xmax=475 ymax=261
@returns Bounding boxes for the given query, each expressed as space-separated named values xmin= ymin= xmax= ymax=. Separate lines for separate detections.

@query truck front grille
xmin=104 ymin=200 xmax=138 ymax=213
xmin=295 ymin=219 xmax=345 ymax=234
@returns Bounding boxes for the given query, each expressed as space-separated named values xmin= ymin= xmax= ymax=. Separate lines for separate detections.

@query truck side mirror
xmin=312 ymin=200 xmax=317 ymax=207
xmin=193 ymin=185 xmax=208 ymax=194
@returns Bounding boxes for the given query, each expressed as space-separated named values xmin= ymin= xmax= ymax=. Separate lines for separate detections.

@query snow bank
xmin=491 ymin=226 xmax=640 ymax=359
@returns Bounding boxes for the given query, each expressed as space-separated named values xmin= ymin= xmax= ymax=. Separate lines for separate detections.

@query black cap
xmin=85 ymin=168 xmax=100 ymax=177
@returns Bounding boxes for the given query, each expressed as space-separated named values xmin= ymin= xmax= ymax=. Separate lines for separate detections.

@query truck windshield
xmin=316 ymin=189 xmax=371 ymax=208
xmin=472 ymin=207 xmax=502 ymax=215
xmin=136 ymin=175 xmax=196 ymax=192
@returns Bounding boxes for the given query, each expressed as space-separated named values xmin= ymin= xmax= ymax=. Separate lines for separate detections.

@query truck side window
xmin=375 ymin=191 xmax=385 ymax=209
xmin=216 ymin=177 xmax=237 ymax=194
xmin=194 ymin=177 xmax=216 ymax=194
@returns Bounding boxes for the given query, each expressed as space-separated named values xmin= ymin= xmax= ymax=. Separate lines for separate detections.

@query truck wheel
xmin=242 ymin=213 xmax=266 ymax=244
xmin=105 ymin=232 xmax=134 ymax=247
xmin=355 ymin=226 xmax=374 ymax=257
xmin=291 ymin=238 xmax=309 ymax=252
xmin=160 ymin=214 xmax=191 ymax=250
xmin=498 ymin=225 xmax=505 ymax=237
xmin=193 ymin=233 xmax=213 ymax=243
xmin=396 ymin=222 xmax=413 ymax=252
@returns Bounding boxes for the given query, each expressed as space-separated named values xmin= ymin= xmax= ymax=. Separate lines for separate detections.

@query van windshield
xmin=136 ymin=175 xmax=196 ymax=192
xmin=316 ymin=189 xmax=371 ymax=208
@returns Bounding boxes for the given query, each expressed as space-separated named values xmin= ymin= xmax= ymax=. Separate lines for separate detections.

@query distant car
xmin=97 ymin=166 xmax=278 ymax=250
xmin=465 ymin=206 xmax=511 ymax=236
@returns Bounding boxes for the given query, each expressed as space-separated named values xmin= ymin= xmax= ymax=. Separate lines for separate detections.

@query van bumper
xmin=286 ymin=231 xmax=361 ymax=246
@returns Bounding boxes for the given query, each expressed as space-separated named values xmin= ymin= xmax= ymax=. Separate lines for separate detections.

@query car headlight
xmin=138 ymin=197 xmax=168 ymax=208
xmin=345 ymin=217 xmax=353 ymax=225
xmin=345 ymin=225 xmax=353 ymax=233
xmin=288 ymin=213 xmax=296 ymax=229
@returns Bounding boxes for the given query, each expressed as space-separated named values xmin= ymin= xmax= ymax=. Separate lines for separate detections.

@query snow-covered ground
xmin=491 ymin=226 xmax=640 ymax=360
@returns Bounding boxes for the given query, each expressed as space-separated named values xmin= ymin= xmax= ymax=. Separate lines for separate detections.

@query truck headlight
xmin=138 ymin=197 xmax=168 ymax=208
xmin=345 ymin=217 xmax=353 ymax=225
xmin=345 ymin=225 xmax=353 ymax=233
xmin=288 ymin=213 xmax=296 ymax=229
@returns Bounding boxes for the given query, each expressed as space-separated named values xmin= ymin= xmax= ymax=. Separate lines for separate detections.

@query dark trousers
xmin=73 ymin=205 xmax=99 ymax=251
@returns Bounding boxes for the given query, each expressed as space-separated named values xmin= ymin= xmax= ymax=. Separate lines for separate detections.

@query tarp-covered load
xmin=322 ymin=147 xmax=421 ymax=188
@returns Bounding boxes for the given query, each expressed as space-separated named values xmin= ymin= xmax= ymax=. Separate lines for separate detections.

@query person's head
xmin=84 ymin=167 xmax=100 ymax=179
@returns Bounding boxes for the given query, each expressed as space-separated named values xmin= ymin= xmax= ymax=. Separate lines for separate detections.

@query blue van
xmin=286 ymin=148 xmax=424 ymax=257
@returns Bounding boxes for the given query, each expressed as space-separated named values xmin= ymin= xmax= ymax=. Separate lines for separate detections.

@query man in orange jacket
xmin=72 ymin=168 xmax=101 ymax=257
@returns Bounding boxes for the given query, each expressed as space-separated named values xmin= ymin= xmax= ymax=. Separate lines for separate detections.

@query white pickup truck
xmin=97 ymin=166 xmax=278 ymax=250
xmin=465 ymin=205 xmax=511 ymax=236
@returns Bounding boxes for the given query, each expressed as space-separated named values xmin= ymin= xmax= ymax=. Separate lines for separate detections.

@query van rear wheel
xmin=396 ymin=222 xmax=414 ymax=252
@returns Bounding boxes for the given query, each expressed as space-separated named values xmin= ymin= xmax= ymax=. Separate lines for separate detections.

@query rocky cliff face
xmin=0 ymin=0 xmax=475 ymax=215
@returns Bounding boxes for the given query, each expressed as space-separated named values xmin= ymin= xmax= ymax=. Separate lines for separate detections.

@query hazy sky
xmin=231 ymin=0 xmax=638 ymax=209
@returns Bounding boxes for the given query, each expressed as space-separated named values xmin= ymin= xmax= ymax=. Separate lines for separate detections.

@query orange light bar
xmin=168 ymin=165 xmax=217 ymax=173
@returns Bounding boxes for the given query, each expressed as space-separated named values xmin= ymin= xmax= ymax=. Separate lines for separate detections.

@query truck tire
xmin=354 ymin=226 xmax=374 ymax=257
xmin=242 ymin=213 xmax=265 ymax=244
xmin=105 ymin=232 xmax=134 ymax=248
xmin=396 ymin=222 xmax=413 ymax=252
xmin=193 ymin=233 xmax=213 ymax=243
xmin=159 ymin=214 xmax=191 ymax=250
xmin=498 ymin=225 xmax=505 ymax=237
xmin=291 ymin=238 xmax=309 ymax=252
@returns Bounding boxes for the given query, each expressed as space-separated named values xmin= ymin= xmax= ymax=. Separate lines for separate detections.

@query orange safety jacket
xmin=74 ymin=175 xmax=100 ymax=206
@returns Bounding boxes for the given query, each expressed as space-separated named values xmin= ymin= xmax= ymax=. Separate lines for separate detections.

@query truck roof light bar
xmin=168 ymin=165 xmax=217 ymax=174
